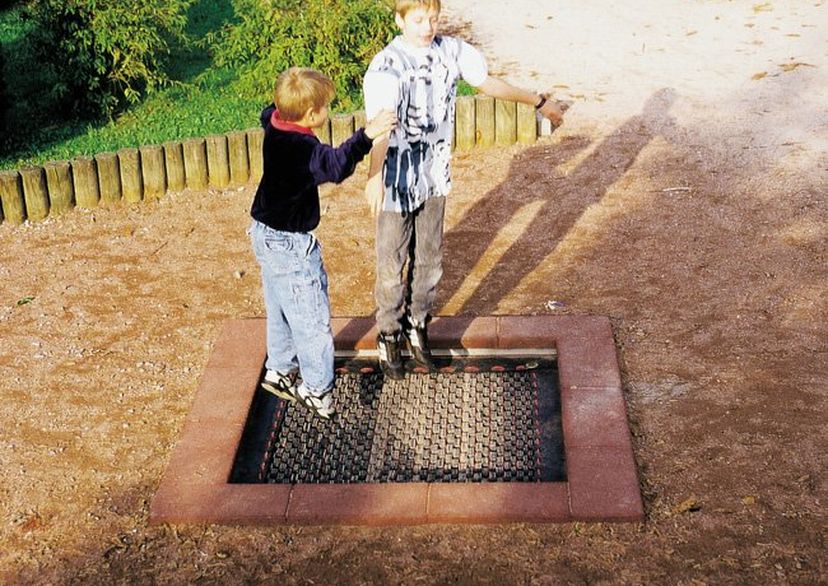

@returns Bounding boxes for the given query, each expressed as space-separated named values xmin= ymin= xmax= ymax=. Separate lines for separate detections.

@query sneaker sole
xmin=260 ymin=382 xmax=297 ymax=402
xmin=295 ymin=391 xmax=337 ymax=421
xmin=297 ymin=399 xmax=336 ymax=421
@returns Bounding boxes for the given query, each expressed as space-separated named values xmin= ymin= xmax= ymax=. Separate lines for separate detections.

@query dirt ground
xmin=1 ymin=1 xmax=826 ymax=584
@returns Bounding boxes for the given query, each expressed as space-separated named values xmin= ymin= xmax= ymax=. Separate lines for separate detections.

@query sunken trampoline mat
xmin=150 ymin=316 xmax=644 ymax=525
xmin=230 ymin=357 xmax=564 ymax=485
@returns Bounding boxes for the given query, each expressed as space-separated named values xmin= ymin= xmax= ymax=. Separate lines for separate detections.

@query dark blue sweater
xmin=250 ymin=105 xmax=374 ymax=232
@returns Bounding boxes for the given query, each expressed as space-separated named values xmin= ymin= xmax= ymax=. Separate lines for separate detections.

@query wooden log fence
xmin=163 ymin=142 xmax=186 ymax=193
xmin=0 ymin=170 xmax=25 ymax=224
xmin=455 ymin=96 xmax=476 ymax=151
xmin=44 ymin=161 xmax=75 ymax=215
xmin=20 ymin=167 xmax=50 ymax=221
xmin=227 ymin=131 xmax=249 ymax=186
xmin=140 ymin=145 xmax=166 ymax=200
xmin=182 ymin=139 xmax=208 ymax=191
xmin=119 ymin=148 xmax=143 ymax=204
xmin=475 ymin=95 xmax=496 ymax=148
xmin=96 ymin=153 xmax=122 ymax=204
xmin=331 ymin=114 xmax=354 ymax=147
xmin=206 ymin=135 xmax=230 ymax=189
xmin=247 ymin=129 xmax=264 ymax=184
xmin=72 ymin=157 xmax=100 ymax=209
xmin=0 ymin=100 xmax=550 ymax=225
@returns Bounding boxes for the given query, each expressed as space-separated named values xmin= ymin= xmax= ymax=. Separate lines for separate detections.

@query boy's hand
xmin=538 ymin=95 xmax=569 ymax=127
xmin=364 ymin=174 xmax=384 ymax=216
xmin=365 ymin=109 xmax=396 ymax=140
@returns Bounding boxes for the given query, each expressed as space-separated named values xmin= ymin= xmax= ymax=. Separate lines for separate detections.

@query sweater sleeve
xmin=309 ymin=128 xmax=374 ymax=185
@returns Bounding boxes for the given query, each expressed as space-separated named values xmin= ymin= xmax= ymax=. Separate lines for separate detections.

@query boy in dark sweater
xmin=250 ymin=67 xmax=395 ymax=420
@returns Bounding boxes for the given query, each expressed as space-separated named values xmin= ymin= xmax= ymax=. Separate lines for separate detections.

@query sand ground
xmin=1 ymin=1 xmax=826 ymax=584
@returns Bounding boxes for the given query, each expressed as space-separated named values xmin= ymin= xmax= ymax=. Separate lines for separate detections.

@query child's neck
xmin=271 ymin=110 xmax=315 ymax=135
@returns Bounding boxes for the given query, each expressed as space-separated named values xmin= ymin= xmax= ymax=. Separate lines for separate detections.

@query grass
xmin=0 ymin=0 xmax=262 ymax=170
xmin=0 ymin=1 xmax=476 ymax=171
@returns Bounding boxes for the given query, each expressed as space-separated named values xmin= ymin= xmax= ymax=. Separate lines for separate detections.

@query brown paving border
xmin=149 ymin=316 xmax=643 ymax=525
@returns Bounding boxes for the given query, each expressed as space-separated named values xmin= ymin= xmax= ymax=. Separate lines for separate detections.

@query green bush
xmin=208 ymin=0 xmax=396 ymax=112
xmin=26 ymin=0 xmax=192 ymax=118
xmin=0 ymin=46 xmax=6 ymax=132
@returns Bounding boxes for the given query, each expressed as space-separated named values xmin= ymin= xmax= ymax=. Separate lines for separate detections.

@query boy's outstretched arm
xmin=365 ymin=137 xmax=389 ymax=216
xmin=476 ymin=77 xmax=565 ymax=127
xmin=310 ymin=110 xmax=395 ymax=186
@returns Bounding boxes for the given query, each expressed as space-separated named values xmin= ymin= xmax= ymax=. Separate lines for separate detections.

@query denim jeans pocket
xmin=291 ymin=274 xmax=330 ymax=330
xmin=263 ymin=230 xmax=294 ymax=253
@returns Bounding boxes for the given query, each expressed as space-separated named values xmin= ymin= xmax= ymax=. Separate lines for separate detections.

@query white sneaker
xmin=261 ymin=369 xmax=299 ymax=402
xmin=295 ymin=384 xmax=336 ymax=421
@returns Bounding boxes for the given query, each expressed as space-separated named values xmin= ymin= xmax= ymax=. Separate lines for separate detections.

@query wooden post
xmin=118 ymin=148 xmax=143 ymax=203
xmin=475 ymin=95 xmax=495 ymax=147
xmin=20 ymin=167 xmax=50 ymax=221
xmin=71 ymin=157 xmax=100 ymax=209
xmin=0 ymin=170 xmax=25 ymax=225
xmin=206 ymin=135 xmax=230 ymax=188
xmin=227 ymin=131 xmax=250 ymax=185
xmin=354 ymin=110 xmax=367 ymax=131
xmin=517 ymin=102 xmax=537 ymax=144
xmin=353 ymin=111 xmax=368 ymax=166
xmin=455 ymin=95 xmax=476 ymax=151
xmin=140 ymin=145 xmax=166 ymax=200
xmin=164 ymin=141 xmax=186 ymax=192
xmin=247 ymin=129 xmax=264 ymax=184
xmin=331 ymin=114 xmax=354 ymax=146
xmin=95 ymin=152 xmax=122 ymax=204
xmin=44 ymin=161 xmax=75 ymax=214
xmin=315 ymin=118 xmax=331 ymax=145
xmin=183 ymin=138 xmax=208 ymax=190
xmin=495 ymin=99 xmax=517 ymax=146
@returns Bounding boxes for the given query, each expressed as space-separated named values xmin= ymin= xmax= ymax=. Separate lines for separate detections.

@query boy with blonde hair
xmin=363 ymin=0 xmax=564 ymax=378
xmin=251 ymin=67 xmax=395 ymax=419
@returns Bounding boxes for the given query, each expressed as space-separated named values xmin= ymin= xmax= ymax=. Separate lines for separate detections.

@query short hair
xmin=395 ymin=0 xmax=441 ymax=17
xmin=273 ymin=67 xmax=335 ymax=122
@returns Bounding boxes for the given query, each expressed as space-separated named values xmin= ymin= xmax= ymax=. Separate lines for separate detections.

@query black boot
xmin=377 ymin=331 xmax=405 ymax=380
xmin=405 ymin=322 xmax=434 ymax=370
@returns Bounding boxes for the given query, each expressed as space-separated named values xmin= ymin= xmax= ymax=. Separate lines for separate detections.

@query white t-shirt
xmin=364 ymin=35 xmax=488 ymax=213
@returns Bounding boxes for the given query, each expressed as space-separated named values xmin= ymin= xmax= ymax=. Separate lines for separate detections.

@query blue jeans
xmin=249 ymin=220 xmax=333 ymax=395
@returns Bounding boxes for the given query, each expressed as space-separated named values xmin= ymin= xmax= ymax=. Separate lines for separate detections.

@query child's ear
xmin=305 ymin=106 xmax=317 ymax=121
xmin=394 ymin=12 xmax=405 ymax=29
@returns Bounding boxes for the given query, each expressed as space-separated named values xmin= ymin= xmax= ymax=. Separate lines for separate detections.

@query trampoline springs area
xmin=230 ymin=356 xmax=564 ymax=485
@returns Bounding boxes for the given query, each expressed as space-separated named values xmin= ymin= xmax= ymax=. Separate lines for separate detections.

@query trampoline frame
xmin=150 ymin=315 xmax=643 ymax=525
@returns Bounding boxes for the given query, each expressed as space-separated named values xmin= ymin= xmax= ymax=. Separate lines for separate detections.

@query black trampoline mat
xmin=231 ymin=356 xmax=564 ymax=484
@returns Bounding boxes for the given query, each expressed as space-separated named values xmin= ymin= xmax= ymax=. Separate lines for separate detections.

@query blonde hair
xmin=395 ymin=0 xmax=441 ymax=17
xmin=274 ymin=67 xmax=335 ymax=122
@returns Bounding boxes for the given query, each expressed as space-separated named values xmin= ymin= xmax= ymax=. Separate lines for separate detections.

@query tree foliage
xmin=0 ymin=46 xmax=6 ymax=132
xmin=207 ymin=0 xmax=397 ymax=111
xmin=26 ymin=0 xmax=192 ymax=118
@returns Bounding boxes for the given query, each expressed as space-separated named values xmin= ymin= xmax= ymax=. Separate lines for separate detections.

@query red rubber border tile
xmin=561 ymin=387 xmax=634 ymax=449
xmin=150 ymin=315 xmax=643 ymax=526
xmin=205 ymin=319 xmax=266 ymax=369
xmin=566 ymin=446 xmax=644 ymax=522
xmin=428 ymin=482 xmax=570 ymax=523
xmin=288 ymin=484 xmax=429 ymax=526
xmin=430 ymin=316 xmax=498 ymax=349
xmin=498 ymin=315 xmax=621 ymax=390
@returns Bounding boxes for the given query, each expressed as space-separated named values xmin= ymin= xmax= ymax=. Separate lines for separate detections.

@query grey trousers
xmin=374 ymin=196 xmax=446 ymax=334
